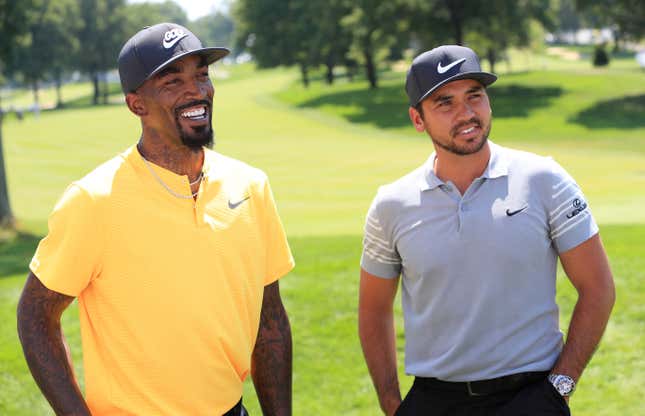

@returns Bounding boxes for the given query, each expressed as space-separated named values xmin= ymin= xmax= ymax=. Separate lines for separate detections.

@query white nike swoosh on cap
xmin=437 ymin=58 xmax=466 ymax=74
xmin=163 ymin=33 xmax=188 ymax=49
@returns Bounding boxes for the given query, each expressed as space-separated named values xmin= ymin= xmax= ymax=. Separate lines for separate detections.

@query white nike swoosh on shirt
xmin=437 ymin=58 xmax=466 ymax=74
xmin=163 ymin=34 xmax=188 ymax=49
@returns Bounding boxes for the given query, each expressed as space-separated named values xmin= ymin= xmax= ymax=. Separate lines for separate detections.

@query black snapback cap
xmin=405 ymin=45 xmax=497 ymax=107
xmin=118 ymin=22 xmax=230 ymax=94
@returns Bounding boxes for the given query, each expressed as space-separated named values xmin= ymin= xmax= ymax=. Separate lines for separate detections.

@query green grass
xmin=1 ymin=49 xmax=644 ymax=414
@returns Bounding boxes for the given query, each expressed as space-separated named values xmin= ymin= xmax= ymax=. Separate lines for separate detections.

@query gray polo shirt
xmin=361 ymin=142 xmax=598 ymax=382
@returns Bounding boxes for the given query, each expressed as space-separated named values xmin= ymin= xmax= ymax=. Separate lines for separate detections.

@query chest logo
xmin=506 ymin=205 xmax=528 ymax=216
xmin=228 ymin=196 xmax=250 ymax=209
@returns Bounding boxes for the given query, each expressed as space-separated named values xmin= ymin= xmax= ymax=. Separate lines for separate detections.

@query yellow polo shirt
xmin=30 ymin=146 xmax=294 ymax=415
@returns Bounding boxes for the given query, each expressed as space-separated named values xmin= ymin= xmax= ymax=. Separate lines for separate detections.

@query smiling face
xmin=126 ymin=54 xmax=215 ymax=150
xmin=410 ymin=78 xmax=492 ymax=156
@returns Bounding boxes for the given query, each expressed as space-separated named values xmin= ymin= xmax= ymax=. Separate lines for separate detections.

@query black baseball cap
xmin=117 ymin=22 xmax=230 ymax=94
xmin=405 ymin=45 xmax=497 ymax=107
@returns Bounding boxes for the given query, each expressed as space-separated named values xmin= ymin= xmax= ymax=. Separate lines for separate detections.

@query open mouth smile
xmin=452 ymin=118 xmax=482 ymax=138
xmin=176 ymin=101 xmax=211 ymax=122
xmin=180 ymin=105 xmax=208 ymax=121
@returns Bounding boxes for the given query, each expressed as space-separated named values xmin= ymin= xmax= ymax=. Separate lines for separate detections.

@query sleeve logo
xmin=566 ymin=198 xmax=588 ymax=219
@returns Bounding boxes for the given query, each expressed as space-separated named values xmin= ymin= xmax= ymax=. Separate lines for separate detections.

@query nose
xmin=184 ymin=77 xmax=210 ymax=100
xmin=458 ymin=101 xmax=475 ymax=118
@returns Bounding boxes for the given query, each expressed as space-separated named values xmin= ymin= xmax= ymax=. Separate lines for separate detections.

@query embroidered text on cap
xmin=163 ymin=28 xmax=188 ymax=49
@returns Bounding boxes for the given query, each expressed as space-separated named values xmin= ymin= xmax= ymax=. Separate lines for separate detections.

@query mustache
xmin=174 ymin=100 xmax=211 ymax=115
xmin=451 ymin=118 xmax=481 ymax=136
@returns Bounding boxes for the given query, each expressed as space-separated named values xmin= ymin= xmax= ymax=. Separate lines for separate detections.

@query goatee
xmin=432 ymin=118 xmax=491 ymax=156
xmin=174 ymin=100 xmax=214 ymax=150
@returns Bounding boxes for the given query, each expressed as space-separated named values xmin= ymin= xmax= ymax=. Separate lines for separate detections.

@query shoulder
xmin=499 ymin=145 xmax=567 ymax=184
xmin=370 ymin=164 xmax=427 ymax=216
xmin=70 ymin=150 xmax=132 ymax=201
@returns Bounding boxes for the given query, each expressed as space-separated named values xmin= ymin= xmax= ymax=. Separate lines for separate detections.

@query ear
xmin=409 ymin=107 xmax=425 ymax=133
xmin=125 ymin=93 xmax=148 ymax=117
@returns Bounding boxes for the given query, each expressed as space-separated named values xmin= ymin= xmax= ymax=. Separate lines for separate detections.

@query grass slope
xmin=1 ymin=54 xmax=644 ymax=414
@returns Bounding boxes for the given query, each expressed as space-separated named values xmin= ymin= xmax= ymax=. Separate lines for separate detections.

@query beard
xmin=174 ymin=100 xmax=214 ymax=150
xmin=431 ymin=117 xmax=492 ymax=156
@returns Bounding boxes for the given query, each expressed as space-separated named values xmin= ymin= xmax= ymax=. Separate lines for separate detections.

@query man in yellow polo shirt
xmin=17 ymin=23 xmax=294 ymax=415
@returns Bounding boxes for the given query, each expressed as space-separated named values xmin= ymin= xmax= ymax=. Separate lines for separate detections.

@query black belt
xmin=414 ymin=371 xmax=548 ymax=396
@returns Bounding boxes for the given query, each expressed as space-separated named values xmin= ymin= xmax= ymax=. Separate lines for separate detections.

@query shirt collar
xmin=124 ymin=144 xmax=215 ymax=193
xmin=418 ymin=140 xmax=509 ymax=191
xmin=481 ymin=141 xmax=509 ymax=179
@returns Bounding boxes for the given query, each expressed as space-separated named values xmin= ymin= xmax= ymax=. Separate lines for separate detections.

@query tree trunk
xmin=0 ymin=110 xmax=15 ymax=228
xmin=487 ymin=48 xmax=497 ymax=74
xmin=612 ymin=29 xmax=622 ymax=53
xmin=446 ymin=0 xmax=464 ymax=45
xmin=345 ymin=59 xmax=357 ymax=82
xmin=32 ymin=80 xmax=40 ymax=109
xmin=55 ymin=71 xmax=64 ymax=108
xmin=364 ymin=49 xmax=378 ymax=89
xmin=92 ymin=72 xmax=100 ymax=105
xmin=325 ymin=62 xmax=334 ymax=85
xmin=299 ymin=63 xmax=309 ymax=88
xmin=102 ymin=72 xmax=109 ymax=105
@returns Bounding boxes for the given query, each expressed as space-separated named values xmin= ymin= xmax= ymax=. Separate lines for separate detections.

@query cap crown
xmin=118 ymin=23 xmax=229 ymax=94
xmin=405 ymin=45 xmax=497 ymax=107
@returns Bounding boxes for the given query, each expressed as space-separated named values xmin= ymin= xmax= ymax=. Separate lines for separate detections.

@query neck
xmin=434 ymin=142 xmax=491 ymax=195
xmin=137 ymin=136 xmax=204 ymax=181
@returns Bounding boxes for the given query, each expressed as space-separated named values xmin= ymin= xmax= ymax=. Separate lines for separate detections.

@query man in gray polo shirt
xmin=358 ymin=45 xmax=615 ymax=416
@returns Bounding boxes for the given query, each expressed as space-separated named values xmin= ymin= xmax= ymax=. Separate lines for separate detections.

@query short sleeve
xmin=360 ymin=193 xmax=402 ymax=279
xmin=29 ymin=184 xmax=103 ymax=296
xmin=261 ymin=179 xmax=294 ymax=285
xmin=546 ymin=159 xmax=598 ymax=253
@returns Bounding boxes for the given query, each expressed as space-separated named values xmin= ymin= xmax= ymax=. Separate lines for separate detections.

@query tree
xmin=308 ymin=0 xmax=352 ymax=84
xmin=191 ymin=11 xmax=235 ymax=52
xmin=126 ymin=0 xmax=188 ymax=34
xmin=10 ymin=0 xmax=81 ymax=109
xmin=466 ymin=0 xmax=555 ymax=73
xmin=576 ymin=0 xmax=645 ymax=49
xmin=408 ymin=0 xmax=554 ymax=73
xmin=341 ymin=0 xmax=409 ymax=88
xmin=0 ymin=0 xmax=37 ymax=227
xmin=77 ymin=0 xmax=128 ymax=105
xmin=407 ymin=0 xmax=482 ymax=48
xmin=235 ymin=0 xmax=320 ymax=87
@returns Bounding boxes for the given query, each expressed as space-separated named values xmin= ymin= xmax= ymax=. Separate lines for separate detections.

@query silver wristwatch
xmin=548 ymin=374 xmax=576 ymax=397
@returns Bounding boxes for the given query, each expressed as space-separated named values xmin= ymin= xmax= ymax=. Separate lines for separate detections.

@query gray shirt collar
xmin=419 ymin=141 xmax=509 ymax=191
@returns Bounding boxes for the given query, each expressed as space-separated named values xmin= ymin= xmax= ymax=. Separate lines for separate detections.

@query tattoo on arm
xmin=17 ymin=272 xmax=91 ymax=415
xmin=251 ymin=281 xmax=292 ymax=416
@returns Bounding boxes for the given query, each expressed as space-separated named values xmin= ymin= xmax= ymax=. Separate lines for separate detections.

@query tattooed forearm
xmin=252 ymin=281 xmax=292 ymax=416
xmin=17 ymin=272 xmax=91 ymax=416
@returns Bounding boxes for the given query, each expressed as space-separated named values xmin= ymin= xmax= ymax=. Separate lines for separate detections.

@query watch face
xmin=550 ymin=374 xmax=575 ymax=396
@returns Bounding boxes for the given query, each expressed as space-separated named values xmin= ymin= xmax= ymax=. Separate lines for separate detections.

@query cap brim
xmin=414 ymin=71 xmax=497 ymax=106
xmin=146 ymin=47 xmax=231 ymax=80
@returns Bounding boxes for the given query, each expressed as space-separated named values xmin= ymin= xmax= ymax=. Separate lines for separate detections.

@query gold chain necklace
xmin=139 ymin=151 xmax=202 ymax=199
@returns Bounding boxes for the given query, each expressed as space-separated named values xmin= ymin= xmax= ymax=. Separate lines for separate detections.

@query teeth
xmin=461 ymin=127 xmax=475 ymax=134
xmin=181 ymin=107 xmax=206 ymax=119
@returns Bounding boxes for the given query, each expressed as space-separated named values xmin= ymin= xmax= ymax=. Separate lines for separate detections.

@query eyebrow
xmin=433 ymin=94 xmax=452 ymax=103
xmin=155 ymin=65 xmax=181 ymax=79
xmin=433 ymin=85 xmax=485 ymax=103
xmin=155 ymin=57 xmax=209 ymax=79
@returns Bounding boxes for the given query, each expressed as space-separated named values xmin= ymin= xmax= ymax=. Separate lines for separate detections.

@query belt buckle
xmin=466 ymin=381 xmax=485 ymax=396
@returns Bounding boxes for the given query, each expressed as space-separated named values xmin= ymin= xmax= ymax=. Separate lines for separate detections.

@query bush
xmin=593 ymin=44 xmax=610 ymax=67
